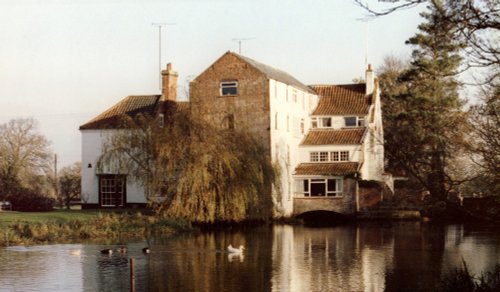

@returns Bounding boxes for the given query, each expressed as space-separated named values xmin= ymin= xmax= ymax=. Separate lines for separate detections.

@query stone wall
xmin=293 ymin=177 xmax=357 ymax=215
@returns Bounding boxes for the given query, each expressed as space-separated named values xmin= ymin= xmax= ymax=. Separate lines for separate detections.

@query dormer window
xmin=321 ymin=117 xmax=332 ymax=127
xmin=220 ymin=81 xmax=238 ymax=96
xmin=311 ymin=117 xmax=332 ymax=128
xmin=345 ymin=116 xmax=365 ymax=127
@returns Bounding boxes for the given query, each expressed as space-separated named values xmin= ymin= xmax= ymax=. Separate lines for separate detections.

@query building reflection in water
xmin=271 ymin=224 xmax=394 ymax=292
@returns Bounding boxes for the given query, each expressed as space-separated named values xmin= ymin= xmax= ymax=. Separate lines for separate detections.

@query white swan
xmin=70 ymin=249 xmax=81 ymax=256
xmin=227 ymin=244 xmax=245 ymax=254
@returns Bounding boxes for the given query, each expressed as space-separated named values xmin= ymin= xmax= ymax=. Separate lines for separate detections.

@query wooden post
xmin=130 ymin=257 xmax=135 ymax=292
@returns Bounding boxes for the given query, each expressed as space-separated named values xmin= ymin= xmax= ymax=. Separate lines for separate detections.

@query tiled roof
xmin=80 ymin=95 xmax=161 ymax=130
xmin=302 ymin=128 xmax=366 ymax=145
xmin=234 ymin=52 xmax=316 ymax=94
xmin=310 ymin=84 xmax=370 ymax=115
xmin=294 ymin=162 xmax=360 ymax=176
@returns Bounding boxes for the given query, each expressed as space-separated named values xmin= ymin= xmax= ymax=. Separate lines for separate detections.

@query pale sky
xmin=0 ymin=0 xmax=425 ymax=167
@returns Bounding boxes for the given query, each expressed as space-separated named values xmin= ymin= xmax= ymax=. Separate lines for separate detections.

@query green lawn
xmin=0 ymin=209 xmax=144 ymax=228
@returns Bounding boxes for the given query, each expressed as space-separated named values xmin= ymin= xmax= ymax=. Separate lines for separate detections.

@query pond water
xmin=0 ymin=222 xmax=499 ymax=292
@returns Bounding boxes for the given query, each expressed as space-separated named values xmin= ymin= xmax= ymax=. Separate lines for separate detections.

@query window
xmin=311 ymin=117 xmax=333 ymax=128
xmin=226 ymin=114 xmax=234 ymax=130
xmin=287 ymin=145 xmax=290 ymax=165
xmin=310 ymin=152 xmax=319 ymax=162
xmin=310 ymin=151 xmax=328 ymax=162
xmin=330 ymin=151 xmax=349 ymax=162
xmin=292 ymin=89 xmax=298 ymax=103
xmin=220 ymin=81 xmax=238 ymax=96
xmin=158 ymin=114 xmax=165 ymax=128
xmin=321 ymin=117 xmax=332 ymax=127
xmin=296 ymin=178 xmax=343 ymax=197
xmin=275 ymin=112 xmax=278 ymax=130
xmin=287 ymin=115 xmax=290 ymax=132
xmin=300 ymin=119 xmax=305 ymax=134
xmin=345 ymin=116 xmax=365 ymax=127
xmin=99 ymin=175 xmax=126 ymax=207
xmin=311 ymin=118 xmax=318 ymax=128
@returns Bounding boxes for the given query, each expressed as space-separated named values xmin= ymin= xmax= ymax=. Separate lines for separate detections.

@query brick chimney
xmin=161 ymin=63 xmax=178 ymax=101
xmin=365 ymin=64 xmax=374 ymax=95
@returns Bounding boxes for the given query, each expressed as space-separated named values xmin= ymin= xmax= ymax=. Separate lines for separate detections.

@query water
xmin=0 ymin=222 xmax=499 ymax=292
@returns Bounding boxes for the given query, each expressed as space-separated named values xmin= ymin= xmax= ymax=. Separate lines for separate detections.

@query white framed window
xmin=311 ymin=117 xmax=333 ymax=128
xmin=311 ymin=117 xmax=318 ymax=128
xmin=275 ymin=112 xmax=278 ymax=130
xmin=310 ymin=151 xmax=329 ymax=162
xmin=295 ymin=178 xmax=343 ymax=197
xmin=292 ymin=89 xmax=298 ymax=103
xmin=286 ymin=115 xmax=290 ymax=132
xmin=345 ymin=116 xmax=365 ymax=127
xmin=330 ymin=151 xmax=350 ymax=162
xmin=220 ymin=81 xmax=238 ymax=96
xmin=321 ymin=117 xmax=332 ymax=128
xmin=99 ymin=175 xmax=125 ymax=207
xmin=310 ymin=152 xmax=319 ymax=162
xmin=300 ymin=119 xmax=305 ymax=134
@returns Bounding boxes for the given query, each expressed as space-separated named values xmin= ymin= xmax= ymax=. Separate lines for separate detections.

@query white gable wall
xmin=81 ymin=129 xmax=146 ymax=206
xmin=269 ymin=79 xmax=318 ymax=216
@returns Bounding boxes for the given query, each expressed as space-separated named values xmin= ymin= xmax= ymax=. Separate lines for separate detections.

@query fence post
xmin=130 ymin=257 xmax=135 ymax=292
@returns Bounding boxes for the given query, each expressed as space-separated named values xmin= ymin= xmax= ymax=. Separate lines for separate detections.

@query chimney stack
xmin=161 ymin=63 xmax=178 ymax=101
xmin=365 ymin=64 xmax=374 ymax=95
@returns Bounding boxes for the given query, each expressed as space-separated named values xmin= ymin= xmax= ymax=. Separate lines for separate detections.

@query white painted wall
xmin=269 ymin=79 xmax=319 ymax=216
xmin=80 ymin=129 xmax=146 ymax=206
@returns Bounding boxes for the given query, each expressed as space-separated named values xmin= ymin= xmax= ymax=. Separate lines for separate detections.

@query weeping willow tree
xmin=98 ymin=105 xmax=274 ymax=223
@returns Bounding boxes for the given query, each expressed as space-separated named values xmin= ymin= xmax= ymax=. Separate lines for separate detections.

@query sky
xmin=0 ymin=0 xmax=426 ymax=167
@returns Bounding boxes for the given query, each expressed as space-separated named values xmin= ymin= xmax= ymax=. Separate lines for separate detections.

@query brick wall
xmin=189 ymin=52 xmax=271 ymax=154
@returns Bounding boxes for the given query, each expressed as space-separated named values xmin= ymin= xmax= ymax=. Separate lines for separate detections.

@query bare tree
xmin=466 ymin=83 xmax=500 ymax=195
xmin=58 ymin=162 xmax=81 ymax=209
xmin=356 ymin=0 xmax=500 ymax=82
xmin=0 ymin=118 xmax=53 ymax=200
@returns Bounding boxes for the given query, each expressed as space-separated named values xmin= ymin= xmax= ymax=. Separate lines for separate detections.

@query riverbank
xmin=0 ymin=210 xmax=193 ymax=247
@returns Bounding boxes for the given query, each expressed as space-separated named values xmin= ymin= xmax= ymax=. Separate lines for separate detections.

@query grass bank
xmin=0 ymin=210 xmax=193 ymax=247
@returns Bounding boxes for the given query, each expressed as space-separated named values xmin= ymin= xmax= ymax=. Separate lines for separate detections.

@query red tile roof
xmin=301 ymin=128 xmax=366 ymax=145
xmin=310 ymin=84 xmax=370 ymax=115
xmin=294 ymin=162 xmax=360 ymax=176
xmin=80 ymin=95 xmax=160 ymax=130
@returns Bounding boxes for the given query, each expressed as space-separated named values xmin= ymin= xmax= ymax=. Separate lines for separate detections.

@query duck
xmin=70 ymin=249 xmax=81 ymax=256
xmin=227 ymin=244 xmax=245 ymax=254
xmin=117 ymin=246 xmax=127 ymax=253
xmin=142 ymin=247 xmax=150 ymax=254
xmin=100 ymin=248 xmax=113 ymax=255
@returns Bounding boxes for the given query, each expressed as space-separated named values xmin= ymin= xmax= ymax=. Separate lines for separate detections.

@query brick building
xmin=80 ymin=52 xmax=390 ymax=216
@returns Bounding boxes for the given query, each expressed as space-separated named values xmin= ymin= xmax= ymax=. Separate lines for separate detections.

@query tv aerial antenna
xmin=152 ymin=22 xmax=176 ymax=90
xmin=232 ymin=37 xmax=255 ymax=55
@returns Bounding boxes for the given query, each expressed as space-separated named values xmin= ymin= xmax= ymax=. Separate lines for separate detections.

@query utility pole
xmin=232 ymin=38 xmax=255 ymax=55
xmin=152 ymin=22 xmax=176 ymax=90
xmin=54 ymin=154 xmax=58 ymax=200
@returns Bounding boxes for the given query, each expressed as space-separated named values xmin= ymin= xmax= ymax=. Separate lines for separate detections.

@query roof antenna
xmin=152 ymin=22 xmax=176 ymax=91
xmin=232 ymin=38 xmax=255 ymax=55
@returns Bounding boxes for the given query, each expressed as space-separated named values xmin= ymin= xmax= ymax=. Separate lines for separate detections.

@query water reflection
xmin=0 ymin=223 xmax=499 ymax=291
